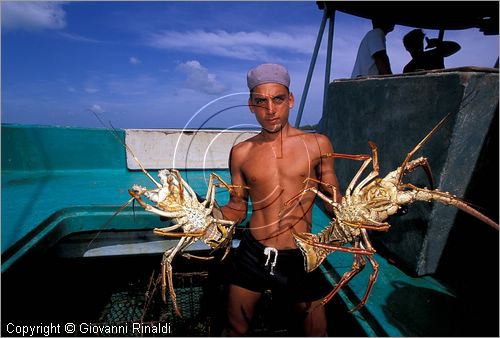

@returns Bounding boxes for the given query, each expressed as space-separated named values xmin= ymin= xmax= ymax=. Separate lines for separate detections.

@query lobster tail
xmin=292 ymin=232 xmax=330 ymax=272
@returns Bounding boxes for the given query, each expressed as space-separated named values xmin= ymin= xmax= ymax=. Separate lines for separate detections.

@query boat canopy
xmin=318 ymin=1 xmax=499 ymax=35
xmin=295 ymin=2 xmax=499 ymax=127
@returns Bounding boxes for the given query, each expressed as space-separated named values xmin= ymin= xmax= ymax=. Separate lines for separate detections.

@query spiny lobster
xmin=283 ymin=113 xmax=499 ymax=313
xmin=128 ymin=168 xmax=245 ymax=317
xmin=92 ymin=112 xmax=246 ymax=317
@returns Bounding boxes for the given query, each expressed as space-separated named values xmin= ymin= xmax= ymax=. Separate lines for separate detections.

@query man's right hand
xmin=425 ymin=37 xmax=440 ymax=49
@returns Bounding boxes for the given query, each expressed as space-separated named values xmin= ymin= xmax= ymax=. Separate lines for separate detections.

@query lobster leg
xmin=182 ymin=252 xmax=214 ymax=260
xmin=281 ymin=185 xmax=337 ymax=218
xmin=220 ymin=239 xmax=233 ymax=260
xmin=161 ymin=236 xmax=192 ymax=317
xmin=153 ymin=223 xmax=183 ymax=234
xmin=203 ymin=173 xmax=248 ymax=213
xmin=204 ymin=173 xmax=218 ymax=209
xmin=300 ymin=177 xmax=340 ymax=203
xmin=171 ymin=169 xmax=187 ymax=203
xmin=351 ymin=141 xmax=381 ymax=197
xmin=348 ymin=230 xmax=379 ymax=312
xmin=322 ymin=152 xmax=373 ymax=203
xmin=315 ymin=240 xmax=368 ymax=311
xmin=155 ymin=231 xmax=204 ymax=238
xmin=283 ymin=186 xmax=336 ymax=210
xmin=293 ymin=231 xmax=374 ymax=256
xmin=153 ymin=214 xmax=187 ymax=235
xmin=348 ymin=252 xmax=379 ymax=313
xmin=160 ymin=247 xmax=174 ymax=304
xmin=404 ymin=157 xmax=435 ymax=190
xmin=210 ymin=172 xmax=249 ymax=193
xmin=321 ymin=152 xmax=371 ymax=161
xmin=342 ymin=219 xmax=391 ymax=231
xmin=213 ymin=218 xmax=236 ymax=225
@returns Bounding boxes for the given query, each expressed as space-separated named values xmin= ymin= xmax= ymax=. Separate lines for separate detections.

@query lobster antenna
xmin=396 ymin=112 xmax=452 ymax=186
xmin=91 ymin=110 xmax=161 ymax=188
xmin=87 ymin=197 xmax=135 ymax=249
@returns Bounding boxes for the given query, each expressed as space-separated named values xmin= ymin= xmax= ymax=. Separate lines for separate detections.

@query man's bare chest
xmin=242 ymin=146 xmax=318 ymax=187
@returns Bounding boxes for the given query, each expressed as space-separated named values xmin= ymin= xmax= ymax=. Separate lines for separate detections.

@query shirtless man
xmin=220 ymin=63 xmax=341 ymax=336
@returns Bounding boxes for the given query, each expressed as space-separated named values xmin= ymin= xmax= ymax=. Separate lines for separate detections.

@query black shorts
xmin=229 ymin=230 xmax=332 ymax=303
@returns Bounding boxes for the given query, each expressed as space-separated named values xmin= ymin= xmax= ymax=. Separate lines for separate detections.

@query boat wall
xmin=2 ymin=124 xmax=126 ymax=171
xmin=0 ymin=124 xmax=239 ymax=270
xmin=2 ymin=114 xmax=498 ymax=335
xmin=317 ymin=69 xmax=499 ymax=276
xmin=125 ymin=129 xmax=258 ymax=169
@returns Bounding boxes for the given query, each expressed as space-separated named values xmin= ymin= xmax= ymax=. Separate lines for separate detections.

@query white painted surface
xmin=83 ymin=239 xmax=241 ymax=257
xmin=125 ymin=129 xmax=258 ymax=169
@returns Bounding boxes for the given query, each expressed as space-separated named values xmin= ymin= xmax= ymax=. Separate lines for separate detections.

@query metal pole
xmin=438 ymin=29 xmax=445 ymax=41
xmin=323 ymin=9 xmax=335 ymax=116
xmin=294 ymin=7 xmax=328 ymax=128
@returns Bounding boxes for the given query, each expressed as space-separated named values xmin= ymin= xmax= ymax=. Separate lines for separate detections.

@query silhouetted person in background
xmin=351 ymin=18 xmax=395 ymax=77
xmin=402 ymin=29 xmax=461 ymax=73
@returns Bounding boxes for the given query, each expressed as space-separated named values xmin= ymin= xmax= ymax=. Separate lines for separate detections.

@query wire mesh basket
xmin=97 ymin=271 xmax=214 ymax=336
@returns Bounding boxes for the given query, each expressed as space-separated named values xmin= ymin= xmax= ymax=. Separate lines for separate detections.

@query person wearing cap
xmin=402 ymin=28 xmax=461 ymax=73
xmin=351 ymin=18 xmax=395 ymax=77
xmin=219 ymin=63 xmax=341 ymax=336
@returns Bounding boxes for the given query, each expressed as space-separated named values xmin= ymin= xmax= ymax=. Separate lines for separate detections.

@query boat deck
xmin=2 ymin=124 xmax=497 ymax=336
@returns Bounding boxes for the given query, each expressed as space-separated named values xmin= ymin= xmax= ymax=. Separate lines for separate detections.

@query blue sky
xmin=1 ymin=1 xmax=498 ymax=129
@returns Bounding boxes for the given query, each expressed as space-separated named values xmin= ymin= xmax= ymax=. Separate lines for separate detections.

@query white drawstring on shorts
xmin=264 ymin=247 xmax=278 ymax=275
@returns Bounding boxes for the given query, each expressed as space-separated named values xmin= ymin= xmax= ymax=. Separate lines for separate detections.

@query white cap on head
xmin=247 ymin=63 xmax=290 ymax=91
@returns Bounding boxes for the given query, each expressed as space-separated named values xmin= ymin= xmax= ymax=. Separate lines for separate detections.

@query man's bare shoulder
xmin=300 ymin=131 xmax=333 ymax=149
xmin=231 ymin=134 xmax=260 ymax=157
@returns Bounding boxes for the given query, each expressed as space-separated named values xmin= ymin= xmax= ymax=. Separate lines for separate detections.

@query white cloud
xmin=89 ymin=104 xmax=104 ymax=113
xmin=147 ymin=29 xmax=316 ymax=61
xmin=129 ymin=57 xmax=141 ymax=65
xmin=58 ymin=31 xmax=102 ymax=43
xmin=1 ymin=2 xmax=66 ymax=31
xmin=177 ymin=60 xmax=226 ymax=95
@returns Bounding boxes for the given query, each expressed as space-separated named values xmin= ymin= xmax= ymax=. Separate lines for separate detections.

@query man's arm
xmin=403 ymin=60 xmax=415 ymax=74
xmin=426 ymin=38 xmax=461 ymax=57
xmin=220 ymin=145 xmax=249 ymax=225
xmin=315 ymin=134 xmax=342 ymax=216
xmin=373 ymin=50 xmax=392 ymax=75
